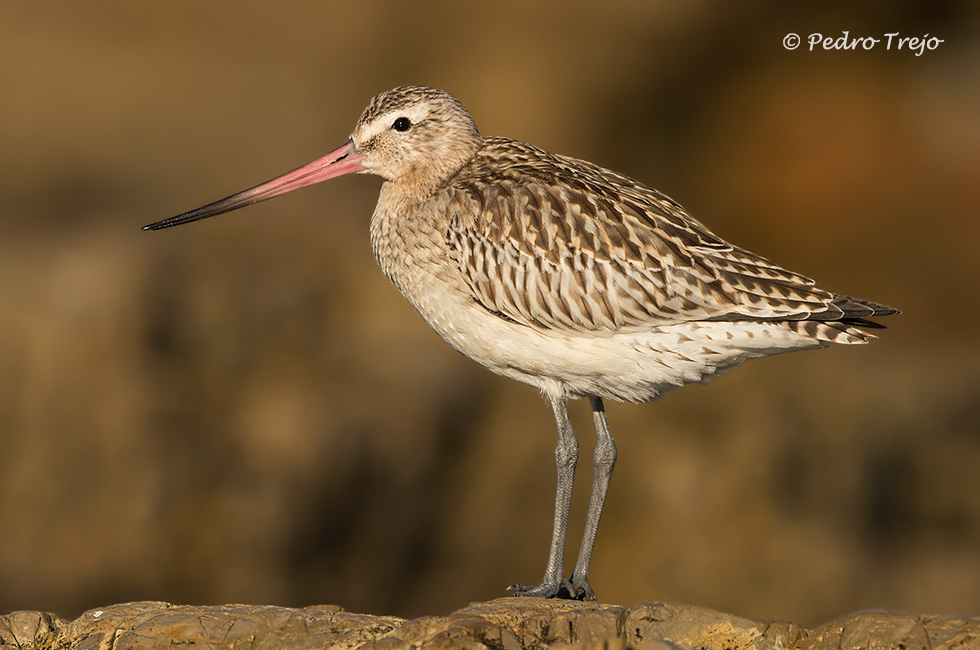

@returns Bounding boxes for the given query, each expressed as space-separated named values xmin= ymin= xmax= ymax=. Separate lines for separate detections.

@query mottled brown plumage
xmin=445 ymin=137 xmax=893 ymax=338
xmin=144 ymin=85 xmax=898 ymax=602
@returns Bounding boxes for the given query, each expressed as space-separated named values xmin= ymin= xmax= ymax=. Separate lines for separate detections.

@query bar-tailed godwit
xmin=144 ymin=86 xmax=898 ymax=601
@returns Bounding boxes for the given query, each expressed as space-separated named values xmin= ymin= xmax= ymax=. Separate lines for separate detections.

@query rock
xmin=1 ymin=598 xmax=977 ymax=650
xmin=801 ymin=609 xmax=980 ymax=650
xmin=0 ymin=610 xmax=64 ymax=649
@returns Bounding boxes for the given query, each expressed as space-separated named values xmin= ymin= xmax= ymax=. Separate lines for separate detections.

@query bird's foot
xmin=508 ymin=576 xmax=594 ymax=600
xmin=568 ymin=572 xmax=596 ymax=601
xmin=508 ymin=578 xmax=572 ymax=599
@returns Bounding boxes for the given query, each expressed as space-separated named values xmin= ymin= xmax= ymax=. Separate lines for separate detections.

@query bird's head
xmin=351 ymin=86 xmax=482 ymax=189
xmin=142 ymin=86 xmax=481 ymax=231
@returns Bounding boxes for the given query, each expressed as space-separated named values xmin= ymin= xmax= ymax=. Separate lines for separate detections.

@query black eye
xmin=392 ymin=117 xmax=411 ymax=132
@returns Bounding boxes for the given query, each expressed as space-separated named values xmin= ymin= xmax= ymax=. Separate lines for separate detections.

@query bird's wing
xmin=445 ymin=141 xmax=859 ymax=334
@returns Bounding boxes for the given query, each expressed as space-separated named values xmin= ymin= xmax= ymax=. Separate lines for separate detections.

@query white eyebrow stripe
xmin=356 ymin=103 xmax=434 ymax=143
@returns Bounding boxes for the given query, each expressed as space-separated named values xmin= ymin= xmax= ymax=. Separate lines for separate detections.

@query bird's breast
xmin=370 ymin=187 xmax=456 ymax=293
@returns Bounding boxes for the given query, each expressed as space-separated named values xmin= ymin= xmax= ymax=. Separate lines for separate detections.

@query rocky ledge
xmin=2 ymin=598 xmax=977 ymax=650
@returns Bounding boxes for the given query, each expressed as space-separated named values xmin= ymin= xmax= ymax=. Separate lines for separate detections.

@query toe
xmin=508 ymin=576 xmax=575 ymax=599
xmin=568 ymin=575 xmax=596 ymax=601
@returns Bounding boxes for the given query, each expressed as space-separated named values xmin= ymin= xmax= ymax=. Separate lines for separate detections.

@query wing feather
xmin=446 ymin=138 xmax=888 ymax=333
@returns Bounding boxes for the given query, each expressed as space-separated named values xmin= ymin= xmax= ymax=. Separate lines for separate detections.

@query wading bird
xmin=144 ymin=86 xmax=898 ymax=600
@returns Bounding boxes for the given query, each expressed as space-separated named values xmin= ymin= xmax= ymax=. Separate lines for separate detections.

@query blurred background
xmin=1 ymin=0 xmax=978 ymax=629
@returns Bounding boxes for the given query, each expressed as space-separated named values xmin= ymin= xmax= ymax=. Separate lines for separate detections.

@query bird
xmin=143 ymin=85 xmax=898 ymax=601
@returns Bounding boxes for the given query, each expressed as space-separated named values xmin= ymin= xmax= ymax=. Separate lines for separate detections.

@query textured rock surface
xmin=2 ymin=598 xmax=977 ymax=650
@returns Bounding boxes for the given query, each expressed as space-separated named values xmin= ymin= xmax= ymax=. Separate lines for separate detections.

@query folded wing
xmin=446 ymin=139 xmax=897 ymax=335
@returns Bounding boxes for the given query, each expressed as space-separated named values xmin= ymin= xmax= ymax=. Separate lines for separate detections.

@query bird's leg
xmin=568 ymin=396 xmax=617 ymax=600
xmin=509 ymin=394 xmax=578 ymax=598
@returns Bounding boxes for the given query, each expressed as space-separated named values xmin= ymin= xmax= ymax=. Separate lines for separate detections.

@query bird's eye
xmin=392 ymin=117 xmax=411 ymax=132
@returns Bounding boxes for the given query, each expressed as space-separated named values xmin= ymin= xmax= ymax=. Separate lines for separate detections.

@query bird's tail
xmin=790 ymin=295 xmax=900 ymax=344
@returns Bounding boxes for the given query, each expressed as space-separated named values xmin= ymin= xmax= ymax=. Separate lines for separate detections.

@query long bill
xmin=142 ymin=139 xmax=366 ymax=231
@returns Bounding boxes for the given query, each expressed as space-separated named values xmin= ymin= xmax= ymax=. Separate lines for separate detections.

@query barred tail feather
xmin=786 ymin=319 xmax=877 ymax=345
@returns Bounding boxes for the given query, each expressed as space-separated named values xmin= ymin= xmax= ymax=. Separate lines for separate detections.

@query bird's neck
xmin=369 ymin=182 xmax=453 ymax=293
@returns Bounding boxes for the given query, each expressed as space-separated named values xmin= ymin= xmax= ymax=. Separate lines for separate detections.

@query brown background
xmin=1 ymin=0 xmax=978 ymax=628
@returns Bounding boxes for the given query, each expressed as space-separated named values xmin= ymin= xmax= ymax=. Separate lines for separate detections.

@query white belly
xmin=401 ymin=269 xmax=826 ymax=404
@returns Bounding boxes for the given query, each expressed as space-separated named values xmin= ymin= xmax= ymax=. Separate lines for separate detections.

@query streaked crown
xmin=351 ymin=86 xmax=482 ymax=190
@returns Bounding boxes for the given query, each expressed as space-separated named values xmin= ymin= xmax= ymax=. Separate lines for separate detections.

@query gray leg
xmin=568 ymin=396 xmax=617 ymax=600
xmin=510 ymin=394 xmax=578 ymax=598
